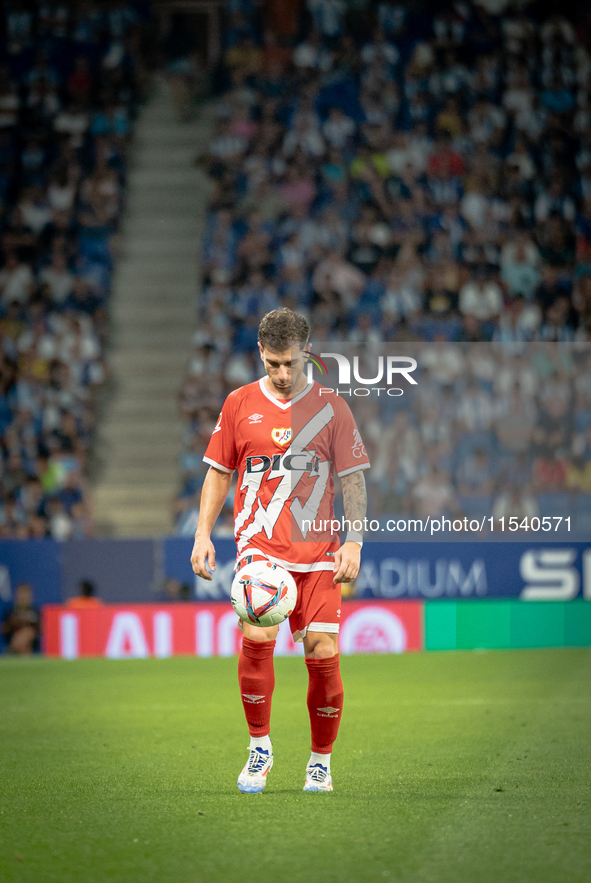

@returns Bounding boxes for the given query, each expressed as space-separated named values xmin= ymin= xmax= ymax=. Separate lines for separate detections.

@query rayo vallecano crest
xmin=272 ymin=427 xmax=292 ymax=445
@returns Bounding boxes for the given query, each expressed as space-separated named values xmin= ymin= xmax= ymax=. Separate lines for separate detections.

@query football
xmin=231 ymin=560 xmax=297 ymax=627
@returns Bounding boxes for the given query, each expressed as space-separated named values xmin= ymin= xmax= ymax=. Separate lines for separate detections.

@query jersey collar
xmin=258 ymin=376 xmax=314 ymax=410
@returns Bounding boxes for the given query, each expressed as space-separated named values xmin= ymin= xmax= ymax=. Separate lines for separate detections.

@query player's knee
xmin=241 ymin=622 xmax=278 ymax=642
xmin=313 ymin=643 xmax=336 ymax=659
xmin=307 ymin=636 xmax=338 ymax=658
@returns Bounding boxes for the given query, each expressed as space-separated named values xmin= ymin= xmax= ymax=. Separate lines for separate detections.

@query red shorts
xmin=289 ymin=569 xmax=341 ymax=642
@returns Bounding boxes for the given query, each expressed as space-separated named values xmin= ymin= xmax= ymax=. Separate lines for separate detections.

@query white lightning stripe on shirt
xmin=236 ymin=403 xmax=335 ymax=551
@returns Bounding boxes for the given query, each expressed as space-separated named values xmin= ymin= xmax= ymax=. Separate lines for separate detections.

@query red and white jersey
xmin=204 ymin=378 xmax=370 ymax=571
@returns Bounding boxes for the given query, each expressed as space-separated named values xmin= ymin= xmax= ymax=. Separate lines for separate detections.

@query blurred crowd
xmin=0 ymin=1 xmax=149 ymax=539
xmin=355 ymin=341 xmax=591 ymax=530
xmin=175 ymin=0 xmax=591 ymax=531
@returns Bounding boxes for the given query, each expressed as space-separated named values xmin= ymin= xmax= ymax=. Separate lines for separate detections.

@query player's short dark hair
xmin=258 ymin=308 xmax=309 ymax=352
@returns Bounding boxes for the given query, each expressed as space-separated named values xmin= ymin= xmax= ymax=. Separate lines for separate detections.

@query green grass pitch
xmin=1 ymin=649 xmax=590 ymax=883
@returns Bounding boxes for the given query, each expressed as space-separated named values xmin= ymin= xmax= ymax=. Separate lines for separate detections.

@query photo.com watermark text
xmin=303 ymin=516 xmax=572 ymax=536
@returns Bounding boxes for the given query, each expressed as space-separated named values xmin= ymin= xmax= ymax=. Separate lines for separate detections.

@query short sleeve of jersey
xmin=203 ymin=392 xmax=238 ymax=474
xmin=331 ymin=396 xmax=371 ymax=477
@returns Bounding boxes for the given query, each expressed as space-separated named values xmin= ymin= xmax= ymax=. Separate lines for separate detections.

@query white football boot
xmin=237 ymin=746 xmax=273 ymax=794
xmin=303 ymin=763 xmax=333 ymax=792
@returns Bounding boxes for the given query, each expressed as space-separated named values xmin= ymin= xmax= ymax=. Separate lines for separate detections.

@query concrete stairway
xmin=93 ymin=76 xmax=211 ymax=536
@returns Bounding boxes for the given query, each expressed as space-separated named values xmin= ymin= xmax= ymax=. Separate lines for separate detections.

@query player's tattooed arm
xmin=341 ymin=469 xmax=367 ymax=528
xmin=334 ymin=470 xmax=367 ymax=584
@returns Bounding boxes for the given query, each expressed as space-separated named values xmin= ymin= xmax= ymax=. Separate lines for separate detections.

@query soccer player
xmin=191 ymin=308 xmax=369 ymax=793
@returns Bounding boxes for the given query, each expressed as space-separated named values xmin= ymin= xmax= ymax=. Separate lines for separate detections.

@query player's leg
xmin=295 ymin=570 xmax=343 ymax=792
xmin=236 ymin=620 xmax=278 ymax=793
xmin=304 ymin=632 xmax=338 ymax=657
xmin=302 ymin=630 xmax=342 ymax=791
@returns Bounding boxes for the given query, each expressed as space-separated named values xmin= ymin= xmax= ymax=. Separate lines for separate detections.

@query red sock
xmin=238 ymin=637 xmax=275 ymax=737
xmin=305 ymin=654 xmax=344 ymax=753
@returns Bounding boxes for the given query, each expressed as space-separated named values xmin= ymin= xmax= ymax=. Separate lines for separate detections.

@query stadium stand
xmin=0 ymin=1 xmax=150 ymax=539
xmin=174 ymin=0 xmax=591 ymax=534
